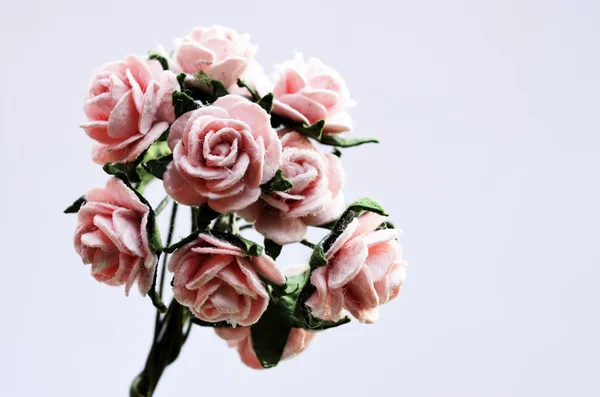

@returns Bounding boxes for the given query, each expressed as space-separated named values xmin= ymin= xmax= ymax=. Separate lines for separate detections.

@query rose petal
xmin=327 ymin=237 xmax=368 ymax=289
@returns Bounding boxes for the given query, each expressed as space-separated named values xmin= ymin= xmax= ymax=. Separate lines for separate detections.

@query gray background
xmin=1 ymin=0 xmax=599 ymax=395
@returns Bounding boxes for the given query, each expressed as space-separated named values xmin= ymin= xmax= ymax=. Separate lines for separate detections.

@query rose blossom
xmin=272 ymin=53 xmax=355 ymax=134
xmin=306 ymin=212 xmax=407 ymax=323
xmin=173 ymin=25 xmax=257 ymax=89
xmin=163 ymin=95 xmax=282 ymax=213
xmin=168 ymin=233 xmax=285 ymax=326
xmin=81 ymin=54 xmax=179 ymax=164
xmin=73 ymin=177 xmax=158 ymax=295
xmin=215 ymin=327 xmax=315 ymax=369
xmin=239 ymin=131 xmax=345 ymax=245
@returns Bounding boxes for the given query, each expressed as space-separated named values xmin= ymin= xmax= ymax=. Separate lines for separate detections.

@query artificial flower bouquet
xmin=65 ymin=25 xmax=407 ymax=397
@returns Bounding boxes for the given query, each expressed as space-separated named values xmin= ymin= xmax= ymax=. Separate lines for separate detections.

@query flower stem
xmin=300 ymin=239 xmax=316 ymax=249
xmin=130 ymin=202 xmax=184 ymax=397
xmin=130 ymin=299 xmax=189 ymax=397
xmin=154 ymin=202 xmax=178 ymax=336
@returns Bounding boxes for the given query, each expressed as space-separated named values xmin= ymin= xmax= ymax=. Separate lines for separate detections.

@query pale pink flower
xmin=306 ymin=212 xmax=406 ymax=323
xmin=173 ymin=25 xmax=257 ymax=89
xmin=81 ymin=54 xmax=179 ymax=164
xmin=239 ymin=131 xmax=345 ymax=245
xmin=272 ymin=53 xmax=355 ymax=134
xmin=73 ymin=178 xmax=158 ymax=295
xmin=163 ymin=95 xmax=282 ymax=213
xmin=169 ymin=233 xmax=285 ymax=326
xmin=215 ymin=327 xmax=315 ymax=369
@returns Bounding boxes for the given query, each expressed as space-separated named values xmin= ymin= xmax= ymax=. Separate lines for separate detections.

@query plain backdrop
xmin=1 ymin=0 xmax=599 ymax=396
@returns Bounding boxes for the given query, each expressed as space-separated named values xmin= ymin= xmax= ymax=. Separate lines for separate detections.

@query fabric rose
xmin=272 ymin=53 xmax=355 ymax=134
xmin=215 ymin=327 xmax=315 ymax=369
xmin=81 ymin=54 xmax=179 ymax=164
xmin=306 ymin=212 xmax=406 ymax=323
xmin=73 ymin=177 xmax=158 ymax=295
xmin=173 ymin=25 xmax=257 ymax=89
xmin=168 ymin=233 xmax=285 ymax=326
xmin=239 ymin=131 xmax=345 ymax=245
xmin=163 ymin=95 xmax=282 ymax=213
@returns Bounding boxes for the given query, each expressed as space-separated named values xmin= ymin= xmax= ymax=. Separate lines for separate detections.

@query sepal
xmin=261 ymin=169 xmax=293 ymax=194
xmin=148 ymin=53 xmax=169 ymax=70
xmin=257 ymin=93 xmax=274 ymax=114
xmin=264 ymin=239 xmax=282 ymax=260
xmin=64 ymin=196 xmax=86 ymax=214
xmin=164 ymin=229 xmax=263 ymax=257
xmin=172 ymin=90 xmax=200 ymax=119
xmin=142 ymin=154 xmax=173 ymax=180
xmin=236 ymin=79 xmax=260 ymax=101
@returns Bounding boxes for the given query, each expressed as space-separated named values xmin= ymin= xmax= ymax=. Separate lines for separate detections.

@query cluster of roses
xmin=67 ymin=25 xmax=407 ymax=378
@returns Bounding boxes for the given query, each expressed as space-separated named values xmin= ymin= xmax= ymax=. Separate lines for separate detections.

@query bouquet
xmin=65 ymin=25 xmax=407 ymax=397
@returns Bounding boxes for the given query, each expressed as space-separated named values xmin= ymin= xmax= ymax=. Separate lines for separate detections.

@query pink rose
xmin=272 ymin=53 xmax=355 ymax=134
xmin=239 ymin=131 xmax=345 ymax=245
xmin=81 ymin=54 xmax=179 ymax=164
xmin=163 ymin=95 xmax=282 ymax=213
xmin=73 ymin=177 xmax=158 ymax=295
xmin=173 ymin=25 xmax=257 ymax=89
xmin=215 ymin=327 xmax=315 ymax=369
xmin=168 ymin=233 xmax=285 ymax=326
xmin=306 ymin=212 xmax=406 ymax=323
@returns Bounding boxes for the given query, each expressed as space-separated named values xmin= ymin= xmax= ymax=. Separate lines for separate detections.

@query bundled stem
xmin=131 ymin=202 xmax=188 ymax=397
xmin=130 ymin=300 xmax=188 ymax=397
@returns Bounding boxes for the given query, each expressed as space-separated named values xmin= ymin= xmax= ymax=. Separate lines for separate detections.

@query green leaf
xmin=278 ymin=270 xmax=309 ymax=321
xmin=250 ymin=301 xmax=292 ymax=368
xmin=320 ymin=198 xmax=388 ymax=253
xmin=192 ymin=71 xmax=230 ymax=103
xmin=142 ymin=154 xmax=173 ymax=180
xmin=261 ymin=169 xmax=293 ymax=194
xmin=319 ymin=135 xmax=379 ymax=148
xmin=102 ymin=136 xmax=171 ymax=192
xmin=279 ymin=269 xmax=350 ymax=330
xmin=236 ymin=79 xmax=260 ymax=101
xmin=257 ymin=93 xmax=274 ymax=114
xmin=332 ymin=147 xmax=342 ymax=157
xmin=264 ymin=239 xmax=282 ymax=260
xmin=345 ymin=197 xmax=389 ymax=217
xmin=308 ymin=243 xmax=328 ymax=270
xmin=294 ymin=119 xmax=325 ymax=140
xmin=148 ymin=53 xmax=169 ymax=70
xmin=103 ymin=161 xmax=141 ymax=184
xmin=210 ymin=231 xmax=263 ymax=257
xmin=276 ymin=114 xmax=378 ymax=148
xmin=64 ymin=196 xmax=86 ymax=214
xmin=172 ymin=90 xmax=199 ymax=118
